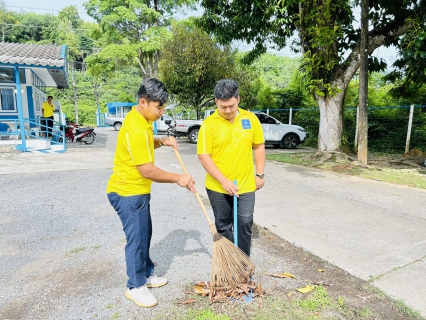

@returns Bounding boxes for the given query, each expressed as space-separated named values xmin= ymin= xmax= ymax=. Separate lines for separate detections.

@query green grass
xmin=69 ymin=247 xmax=85 ymax=254
xmin=185 ymin=310 xmax=230 ymax=320
xmin=396 ymin=300 xmax=424 ymax=319
xmin=297 ymin=286 xmax=331 ymax=311
xmin=154 ymin=286 xmax=383 ymax=320
xmin=359 ymin=167 xmax=426 ymax=189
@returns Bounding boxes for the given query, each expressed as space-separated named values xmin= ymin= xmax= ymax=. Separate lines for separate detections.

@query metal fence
xmin=255 ymin=105 xmax=426 ymax=153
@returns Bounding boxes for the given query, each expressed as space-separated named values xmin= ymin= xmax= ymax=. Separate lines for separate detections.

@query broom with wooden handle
xmin=173 ymin=148 xmax=255 ymax=294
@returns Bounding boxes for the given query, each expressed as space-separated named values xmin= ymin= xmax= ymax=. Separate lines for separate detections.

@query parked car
xmin=106 ymin=111 xmax=175 ymax=134
xmin=172 ymin=109 xmax=215 ymax=143
xmin=253 ymin=111 xmax=306 ymax=148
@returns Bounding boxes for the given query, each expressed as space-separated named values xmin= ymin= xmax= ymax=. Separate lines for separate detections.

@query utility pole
xmin=94 ymin=81 xmax=101 ymax=127
xmin=71 ymin=61 xmax=79 ymax=125
xmin=358 ymin=0 xmax=369 ymax=165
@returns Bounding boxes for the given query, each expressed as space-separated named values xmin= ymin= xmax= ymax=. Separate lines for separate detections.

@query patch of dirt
xmin=249 ymin=225 xmax=416 ymax=319
xmin=315 ymin=149 xmax=426 ymax=171
xmin=330 ymin=164 xmax=358 ymax=173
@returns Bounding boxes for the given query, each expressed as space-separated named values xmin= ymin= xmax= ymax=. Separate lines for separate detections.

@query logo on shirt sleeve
xmin=241 ymin=119 xmax=251 ymax=129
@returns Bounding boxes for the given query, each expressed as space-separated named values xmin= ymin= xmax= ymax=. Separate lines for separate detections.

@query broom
xmin=173 ymin=148 xmax=255 ymax=294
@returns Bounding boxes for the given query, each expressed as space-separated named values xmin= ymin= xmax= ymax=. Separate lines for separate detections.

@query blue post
xmin=233 ymin=180 xmax=238 ymax=247
xmin=14 ymin=66 xmax=26 ymax=151
xmin=153 ymin=121 xmax=158 ymax=135
xmin=96 ymin=107 xmax=100 ymax=127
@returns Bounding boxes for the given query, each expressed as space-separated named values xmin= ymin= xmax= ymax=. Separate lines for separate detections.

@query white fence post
xmin=405 ymin=104 xmax=415 ymax=153
xmin=289 ymin=108 xmax=293 ymax=125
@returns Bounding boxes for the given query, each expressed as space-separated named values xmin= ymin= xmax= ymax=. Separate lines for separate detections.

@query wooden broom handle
xmin=173 ymin=148 xmax=217 ymax=235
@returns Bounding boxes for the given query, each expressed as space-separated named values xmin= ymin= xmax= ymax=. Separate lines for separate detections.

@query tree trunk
xmin=358 ymin=0 xmax=369 ymax=165
xmin=316 ymin=87 xmax=346 ymax=152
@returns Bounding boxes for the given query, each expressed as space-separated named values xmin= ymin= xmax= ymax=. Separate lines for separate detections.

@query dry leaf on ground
xmin=178 ymin=299 xmax=197 ymax=305
xmin=193 ymin=285 xmax=209 ymax=297
xmin=270 ymin=272 xmax=296 ymax=279
xmin=296 ymin=285 xmax=316 ymax=293
xmin=193 ymin=280 xmax=265 ymax=303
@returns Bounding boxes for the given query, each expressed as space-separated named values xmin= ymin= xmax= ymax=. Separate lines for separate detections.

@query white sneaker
xmin=125 ymin=285 xmax=158 ymax=308
xmin=146 ymin=275 xmax=168 ymax=288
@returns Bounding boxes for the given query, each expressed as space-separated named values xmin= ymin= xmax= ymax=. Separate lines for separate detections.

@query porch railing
xmin=0 ymin=118 xmax=66 ymax=151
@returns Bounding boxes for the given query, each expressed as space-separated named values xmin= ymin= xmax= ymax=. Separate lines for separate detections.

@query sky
xmin=6 ymin=0 xmax=397 ymax=62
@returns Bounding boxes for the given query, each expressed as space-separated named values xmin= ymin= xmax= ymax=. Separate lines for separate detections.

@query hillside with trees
xmin=1 ymin=1 xmax=425 ymax=153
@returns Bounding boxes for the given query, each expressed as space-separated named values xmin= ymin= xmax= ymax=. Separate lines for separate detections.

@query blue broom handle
xmin=233 ymin=180 xmax=238 ymax=247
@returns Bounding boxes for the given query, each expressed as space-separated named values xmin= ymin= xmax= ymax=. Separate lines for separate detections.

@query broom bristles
xmin=210 ymin=233 xmax=255 ymax=293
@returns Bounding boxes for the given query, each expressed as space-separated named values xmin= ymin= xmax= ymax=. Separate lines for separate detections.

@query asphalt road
xmin=1 ymin=127 xmax=425 ymax=318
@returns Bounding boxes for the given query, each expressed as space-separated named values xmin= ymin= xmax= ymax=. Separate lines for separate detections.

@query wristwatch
xmin=256 ymin=173 xmax=265 ymax=179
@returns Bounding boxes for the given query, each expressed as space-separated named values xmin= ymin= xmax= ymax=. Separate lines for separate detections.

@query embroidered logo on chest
xmin=241 ymin=119 xmax=251 ymax=129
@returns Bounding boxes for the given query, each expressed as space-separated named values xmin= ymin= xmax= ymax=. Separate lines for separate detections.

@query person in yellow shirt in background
xmin=197 ymin=79 xmax=265 ymax=257
xmin=41 ymin=95 xmax=54 ymax=138
xmin=106 ymin=78 xmax=196 ymax=308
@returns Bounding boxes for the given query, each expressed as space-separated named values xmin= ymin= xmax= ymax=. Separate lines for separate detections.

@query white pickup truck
xmin=172 ymin=110 xmax=215 ymax=143
xmin=173 ymin=109 xmax=307 ymax=148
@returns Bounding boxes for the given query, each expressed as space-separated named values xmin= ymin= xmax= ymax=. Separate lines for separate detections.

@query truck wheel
xmin=188 ymin=128 xmax=199 ymax=144
xmin=113 ymin=122 xmax=122 ymax=131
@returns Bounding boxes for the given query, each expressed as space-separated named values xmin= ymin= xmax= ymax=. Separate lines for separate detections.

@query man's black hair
xmin=47 ymin=95 xmax=53 ymax=99
xmin=137 ymin=78 xmax=169 ymax=106
xmin=214 ymin=79 xmax=239 ymax=100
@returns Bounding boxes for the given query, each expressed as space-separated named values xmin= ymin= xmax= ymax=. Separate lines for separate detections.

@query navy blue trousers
xmin=107 ymin=193 xmax=155 ymax=289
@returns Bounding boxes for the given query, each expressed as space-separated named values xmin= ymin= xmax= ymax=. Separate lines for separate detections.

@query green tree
xmin=0 ymin=1 xmax=18 ymax=42
xmin=84 ymin=0 xmax=196 ymax=79
xmin=252 ymin=54 xmax=301 ymax=89
xmin=58 ymin=5 xmax=82 ymax=30
xmin=384 ymin=16 xmax=426 ymax=100
xmin=159 ymin=21 xmax=239 ymax=119
xmin=198 ymin=0 xmax=426 ymax=152
xmin=51 ymin=67 xmax=142 ymax=125
xmin=12 ymin=11 xmax=58 ymax=43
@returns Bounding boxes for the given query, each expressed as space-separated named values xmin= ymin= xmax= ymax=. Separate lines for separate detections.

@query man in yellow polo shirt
xmin=107 ymin=78 xmax=196 ymax=308
xmin=41 ymin=95 xmax=54 ymax=138
xmin=197 ymin=79 xmax=265 ymax=257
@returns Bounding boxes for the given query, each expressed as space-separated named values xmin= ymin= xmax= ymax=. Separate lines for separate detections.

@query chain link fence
xmin=253 ymin=105 xmax=426 ymax=153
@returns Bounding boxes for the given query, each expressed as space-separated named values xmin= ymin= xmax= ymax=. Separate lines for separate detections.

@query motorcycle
xmin=59 ymin=119 xmax=96 ymax=145
xmin=164 ymin=119 xmax=176 ymax=137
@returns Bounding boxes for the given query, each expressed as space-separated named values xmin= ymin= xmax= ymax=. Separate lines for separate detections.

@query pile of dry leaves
xmin=192 ymin=280 xmax=264 ymax=303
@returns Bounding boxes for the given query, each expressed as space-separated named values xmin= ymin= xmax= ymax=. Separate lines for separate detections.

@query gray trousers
xmin=206 ymin=189 xmax=255 ymax=256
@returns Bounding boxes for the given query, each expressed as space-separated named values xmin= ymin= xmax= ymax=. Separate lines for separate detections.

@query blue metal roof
xmin=106 ymin=102 xmax=137 ymax=112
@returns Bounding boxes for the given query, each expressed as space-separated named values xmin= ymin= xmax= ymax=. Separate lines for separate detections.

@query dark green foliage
xmin=292 ymin=108 xmax=321 ymax=148
xmin=48 ymin=67 xmax=142 ymax=125
xmin=342 ymin=106 xmax=426 ymax=153
xmin=257 ymin=88 xmax=306 ymax=115
xmin=159 ymin=21 xmax=261 ymax=118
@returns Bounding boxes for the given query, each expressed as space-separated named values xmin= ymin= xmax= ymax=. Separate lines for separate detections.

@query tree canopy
xmin=159 ymin=21 xmax=239 ymax=118
xmin=83 ymin=0 xmax=197 ymax=79
xmin=198 ymin=0 xmax=426 ymax=152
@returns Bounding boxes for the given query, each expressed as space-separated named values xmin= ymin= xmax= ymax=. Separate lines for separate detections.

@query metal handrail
xmin=0 ymin=117 xmax=66 ymax=151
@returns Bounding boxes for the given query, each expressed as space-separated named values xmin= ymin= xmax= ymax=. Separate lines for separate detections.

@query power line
xmin=6 ymin=4 xmax=89 ymax=16
xmin=0 ymin=22 xmax=94 ymax=31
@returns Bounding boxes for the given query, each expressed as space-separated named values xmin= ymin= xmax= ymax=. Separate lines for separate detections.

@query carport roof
xmin=0 ymin=42 xmax=68 ymax=88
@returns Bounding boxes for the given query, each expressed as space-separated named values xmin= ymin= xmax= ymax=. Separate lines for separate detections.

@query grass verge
xmin=266 ymin=152 xmax=426 ymax=190
xmin=154 ymin=286 xmax=398 ymax=320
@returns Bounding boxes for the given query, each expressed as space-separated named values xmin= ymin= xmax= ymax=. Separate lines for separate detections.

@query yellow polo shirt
xmin=197 ymin=108 xmax=264 ymax=194
xmin=106 ymin=107 xmax=155 ymax=196
xmin=41 ymin=101 xmax=54 ymax=117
